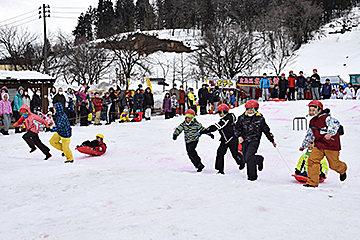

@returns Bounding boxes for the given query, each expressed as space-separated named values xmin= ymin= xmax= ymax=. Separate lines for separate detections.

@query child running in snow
xmin=200 ymin=104 xmax=245 ymax=174
xmin=234 ymin=100 xmax=277 ymax=181
xmin=0 ymin=92 xmax=12 ymax=135
xmin=77 ymin=134 xmax=107 ymax=155
xmin=172 ymin=109 xmax=214 ymax=172
xmin=13 ymin=105 xmax=52 ymax=160
xmin=299 ymin=100 xmax=347 ymax=187
xmin=49 ymin=102 xmax=74 ymax=163
xmin=295 ymin=143 xmax=328 ymax=180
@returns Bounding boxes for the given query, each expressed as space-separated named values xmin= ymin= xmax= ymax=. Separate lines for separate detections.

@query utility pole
xmin=39 ymin=4 xmax=50 ymax=75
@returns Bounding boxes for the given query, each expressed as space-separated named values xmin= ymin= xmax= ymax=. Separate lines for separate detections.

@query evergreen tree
xmin=115 ymin=0 xmax=135 ymax=33
xmin=135 ymin=0 xmax=155 ymax=31
xmin=95 ymin=0 xmax=116 ymax=39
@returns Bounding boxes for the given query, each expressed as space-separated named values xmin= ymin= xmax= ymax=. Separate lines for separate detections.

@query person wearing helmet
xmin=299 ymin=100 xmax=347 ymax=187
xmin=131 ymin=109 xmax=143 ymax=122
xmin=49 ymin=102 xmax=74 ymax=163
xmin=119 ymin=108 xmax=130 ymax=123
xmin=278 ymin=73 xmax=288 ymax=100
xmin=172 ymin=109 xmax=214 ymax=172
xmin=13 ymin=105 xmax=52 ymax=160
xmin=200 ymin=104 xmax=245 ymax=174
xmin=310 ymin=69 xmax=321 ymax=100
xmin=77 ymin=134 xmax=107 ymax=155
xmin=234 ymin=100 xmax=277 ymax=181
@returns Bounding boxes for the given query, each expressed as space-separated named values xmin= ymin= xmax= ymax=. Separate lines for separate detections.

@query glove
xmin=319 ymin=173 xmax=326 ymax=179
xmin=208 ymin=133 xmax=215 ymax=139
xmin=45 ymin=127 xmax=51 ymax=132
xmin=173 ymin=134 xmax=177 ymax=140
xmin=197 ymin=131 xmax=201 ymax=136
xmin=295 ymin=169 xmax=301 ymax=175
xmin=50 ymin=127 xmax=57 ymax=132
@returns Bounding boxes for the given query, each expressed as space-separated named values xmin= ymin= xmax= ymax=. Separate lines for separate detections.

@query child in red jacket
xmin=77 ymin=134 xmax=107 ymax=155
xmin=13 ymin=105 xmax=52 ymax=160
xmin=93 ymin=92 xmax=104 ymax=125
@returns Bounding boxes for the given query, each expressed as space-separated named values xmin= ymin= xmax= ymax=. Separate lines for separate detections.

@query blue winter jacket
xmin=296 ymin=76 xmax=306 ymax=88
xmin=259 ymin=78 xmax=271 ymax=89
xmin=230 ymin=94 xmax=236 ymax=106
xmin=13 ymin=92 xmax=23 ymax=111
xmin=53 ymin=102 xmax=72 ymax=138
xmin=322 ymin=83 xmax=331 ymax=96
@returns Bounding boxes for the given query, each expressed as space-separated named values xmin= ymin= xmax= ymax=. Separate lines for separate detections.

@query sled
xmin=292 ymin=174 xmax=326 ymax=183
xmin=269 ymin=98 xmax=279 ymax=102
xmin=75 ymin=146 xmax=105 ymax=156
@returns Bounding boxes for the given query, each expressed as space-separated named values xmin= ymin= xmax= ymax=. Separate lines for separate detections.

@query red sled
xmin=292 ymin=174 xmax=326 ymax=183
xmin=269 ymin=98 xmax=279 ymax=102
xmin=75 ymin=146 xmax=105 ymax=156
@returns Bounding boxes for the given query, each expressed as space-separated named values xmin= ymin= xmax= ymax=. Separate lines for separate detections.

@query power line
xmin=51 ymin=16 xmax=78 ymax=19
xmin=52 ymin=7 xmax=87 ymax=9
xmin=51 ymin=11 xmax=82 ymax=14
xmin=0 ymin=9 xmax=37 ymax=24
xmin=0 ymin=14 xmax=39 ymax=27
xmin=13 ymin=18 xmax=39 ymax=28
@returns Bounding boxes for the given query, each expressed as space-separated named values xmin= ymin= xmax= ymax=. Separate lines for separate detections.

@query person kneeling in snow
xmin=172 ymin=109 xmax=214 ymax=172
xmin=49 ymin=102 xmax=74 ymax=163
xmin=200 ymin=104 xmax=245 ymax=174
xmin=77 ymin=134 xmax=107 ymax=155
xmin=131 ymin=109 xmax=143 ymax=122
xmin=13 ymin=105 xmax=52 ymax=160
xmin=295 ymin=143 xmax=328 ymax=180
xmin=119 ymin=108 xmax=130 ymax=123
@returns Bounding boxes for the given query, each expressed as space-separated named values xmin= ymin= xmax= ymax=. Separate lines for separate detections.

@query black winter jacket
xmin=234 ymin=112 xmax=274 ymax=143
xmin=201 ymin=113 xmax=237 ymax=144
xmin=53 ymin=93 xmax=66 ymax=108
xmin=278 ymin=77 xmax=288 ymax=92
xmin=143 ymin=91 xmax=154 ymax=108
xmin=311 ymin=73 xmax=321 ymax=87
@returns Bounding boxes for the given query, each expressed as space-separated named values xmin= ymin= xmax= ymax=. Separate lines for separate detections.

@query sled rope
xmin=275 ymin=147 xmax=292 ymax=173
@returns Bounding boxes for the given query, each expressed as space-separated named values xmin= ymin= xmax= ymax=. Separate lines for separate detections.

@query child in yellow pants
xmin=50 ymin=132 xmax=73 ymax=162
xmin=50 ymin=102 xmax=74 ymax=163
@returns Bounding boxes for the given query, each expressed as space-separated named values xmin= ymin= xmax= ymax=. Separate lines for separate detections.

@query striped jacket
xmin=173 ymin=118 xmax=205 ymax=143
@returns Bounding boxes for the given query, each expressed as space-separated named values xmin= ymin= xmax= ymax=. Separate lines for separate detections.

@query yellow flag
xmin=146 ymin=78 xmax=153 ymax=93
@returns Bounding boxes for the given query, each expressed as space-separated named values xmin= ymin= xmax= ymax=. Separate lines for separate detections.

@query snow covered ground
xmin=1 ymin=100 xmax=360 ymax=239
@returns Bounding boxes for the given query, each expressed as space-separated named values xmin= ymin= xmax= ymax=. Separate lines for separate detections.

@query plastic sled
xmin=292 ymin=174 xmax=326 ymax=183
xmin=269 ymin=98 xmax=279 ymax=102
xmin=75 ymin=146 xmax=105 ymax=156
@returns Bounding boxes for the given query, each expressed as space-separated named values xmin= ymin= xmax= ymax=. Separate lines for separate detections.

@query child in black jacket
xmin=234 ymin=100 xmax=277 ymax=181
xmin=200 ymin=104 xmax=245 ymax=174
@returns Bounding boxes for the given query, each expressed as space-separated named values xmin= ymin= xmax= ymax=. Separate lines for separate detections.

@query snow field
xmin=0 ymin=100 xmax=360 ymax=239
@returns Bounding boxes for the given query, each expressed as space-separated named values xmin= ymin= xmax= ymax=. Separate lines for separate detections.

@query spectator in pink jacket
xmin=0 ymin=92 xmax=12 ymax=135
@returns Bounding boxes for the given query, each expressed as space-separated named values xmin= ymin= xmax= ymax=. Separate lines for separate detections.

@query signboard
xmin=237 ymin=76 xmax=279 ymax=86
xmin=349 ymin=74 xmax=360 ymax=85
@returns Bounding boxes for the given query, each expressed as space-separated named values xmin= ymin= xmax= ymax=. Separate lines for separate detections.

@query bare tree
xmin=0 ymin=26 xmax=38 ymax=70
xmin=56 ymin=33 xmax=113 ymax=85
xmin=195 ymin=26 xmax=262 ymax=80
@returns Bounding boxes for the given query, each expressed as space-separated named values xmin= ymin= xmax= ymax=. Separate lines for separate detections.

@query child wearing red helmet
xmin=200 ymin=104 xmax=245 ymax=174
xmin=234 ymin=100 xmax=277 ymax=181
xmin=299 ymin=100 xmax=347 ymax=187
xmin=172 ymin=109 xmax=214 ymax=172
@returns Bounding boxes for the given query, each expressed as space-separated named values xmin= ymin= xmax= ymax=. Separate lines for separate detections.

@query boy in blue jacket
xmin=259 ymin=73 xmax=271 ymax=101
xmin=49 ymin=102 xmax=74 ymax=163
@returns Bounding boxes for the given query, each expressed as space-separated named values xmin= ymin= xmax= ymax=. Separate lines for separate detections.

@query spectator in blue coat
xmin=322 ymin=78 xmax=332 ymax=99
xmin=296 ymin=71 xmax=306 ymax=100
xmin=229 ymin=91 xmax=236 ymax=108
xmin=259 ymin=73 xmax=271 ymax=101
xmin=13 ymin=86 xmax=24 ymax=133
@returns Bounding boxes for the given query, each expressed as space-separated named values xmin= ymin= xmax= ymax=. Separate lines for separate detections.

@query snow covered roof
xmin=0 ymin=70 xmax=55 ymax=81
xmin=320 ymin=75 xmax=346 ymax=84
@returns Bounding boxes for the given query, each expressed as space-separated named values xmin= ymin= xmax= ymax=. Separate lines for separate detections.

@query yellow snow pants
xmin=49 ymin=132 xmax=73 ymax=161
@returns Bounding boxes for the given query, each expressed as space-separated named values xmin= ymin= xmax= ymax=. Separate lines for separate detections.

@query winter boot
xmin=4 ymin=131 xmax=9 ymax=135
xmin=257 ymin=156 xmax=264 ymax=171
xmin=0 ymin=129 xmax=5 ymax=135
xmin=303 ymin=184 xmax=316 ymax=188
xmin=30 ymin=147 xmax=37 ymax=153
xmin=62 ymin=153 xmax=65 ymax=157
xmin=340 ymin=172 xmax=347 ymax=181
xmin=197 ymin=163 xmax=205 ymax=172
xmin=217 ymin=170 xmax=225 ymax=175
xmin=64 ymin=160 xmax=74 ymax=163
xmin=44 ymin=154 xmax=52 ymax=161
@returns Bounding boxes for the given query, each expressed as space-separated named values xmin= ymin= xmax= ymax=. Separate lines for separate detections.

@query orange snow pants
xmin=307 ymin=147 xmax=347 ymax=187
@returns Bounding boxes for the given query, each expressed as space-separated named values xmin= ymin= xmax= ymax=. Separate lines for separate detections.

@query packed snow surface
xmin=1 ymin=100 xmax=360 ymax=239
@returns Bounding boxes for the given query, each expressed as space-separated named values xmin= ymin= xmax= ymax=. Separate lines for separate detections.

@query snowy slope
xmin=1 ymin=100 xmax=359 ymax=239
